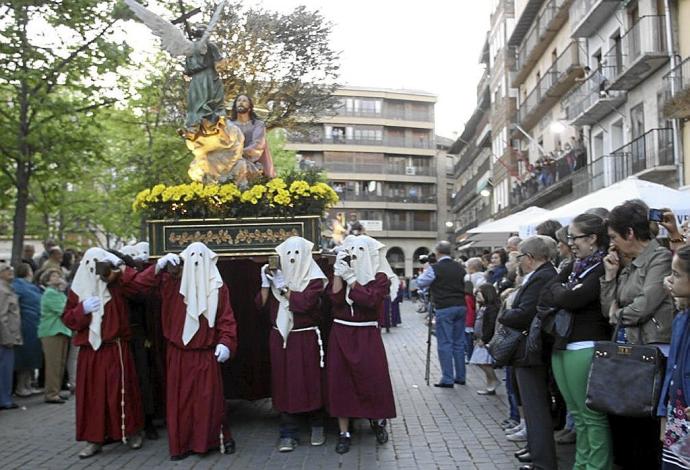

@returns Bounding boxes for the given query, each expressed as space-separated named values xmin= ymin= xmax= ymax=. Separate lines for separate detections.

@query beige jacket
xmin=600 ymin=239 xmax=673 ymax=345
xmin=0 ymin=280 xmax=22 ymax=347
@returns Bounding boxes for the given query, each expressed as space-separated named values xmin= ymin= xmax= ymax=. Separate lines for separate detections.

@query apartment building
xmin=449 ymin=0 xmax=685 ymax=247
xmin=284 ymin=86 xmax=443 ymax=277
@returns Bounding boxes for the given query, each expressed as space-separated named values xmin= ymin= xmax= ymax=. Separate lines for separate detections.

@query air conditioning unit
xmin=405 ymin=166 xmax=416 ymax=175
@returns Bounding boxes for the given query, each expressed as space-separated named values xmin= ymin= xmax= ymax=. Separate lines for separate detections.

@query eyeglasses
xmin=516 ymin=253 xmax=530 ymax=260
xmin=566 ymin=234 xmax=590 ymax=242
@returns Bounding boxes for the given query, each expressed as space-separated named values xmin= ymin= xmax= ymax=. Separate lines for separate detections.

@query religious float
xmin=124 ymin=0 xmax=339 ymax=400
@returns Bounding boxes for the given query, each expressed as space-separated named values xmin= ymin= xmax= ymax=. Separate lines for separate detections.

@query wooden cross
xmin=171 ymin=0 xmax=201 ymax=39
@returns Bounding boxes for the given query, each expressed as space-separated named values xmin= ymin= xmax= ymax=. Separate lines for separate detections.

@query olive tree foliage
xmin=0 ymin=0 xmax=132 ymax=263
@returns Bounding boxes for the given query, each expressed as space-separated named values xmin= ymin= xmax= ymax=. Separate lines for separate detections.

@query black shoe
xmin=454 ymin=380 xmax=466 ymax=385
xmin=370 ymin=420 xmax=388 ymax=444
xmin=170 ymin=451 xmax=191 ymax=461
xmin=433 ymin=383 xmax=454 ymax=388
xmin=517 ymin=452 xmax=532 ymax=463
xmin=335 ymin=434 xmax=351 ymax=454
xmin=518 ymin=465 xmax=534 ymax=470
xmin=0 ymin=403 xmax=19 ymax=410
xmin=145 ymin=425 xmax=159 ymax=440
xmin=514 ymin=447 xmax=529 ymax=457
xmin=225 ymin=438 xmax=236 ymax=455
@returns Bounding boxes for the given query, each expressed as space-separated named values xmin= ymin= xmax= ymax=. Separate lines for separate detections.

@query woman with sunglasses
xmin=540 ymin=213 xmax=613 ymax=469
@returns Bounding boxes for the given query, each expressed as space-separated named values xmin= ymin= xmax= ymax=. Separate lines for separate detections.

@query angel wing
xmin=200 ymin=1 xmax=227 ymax=45
xmin=123 ymin=0 xmax=195 ymax=57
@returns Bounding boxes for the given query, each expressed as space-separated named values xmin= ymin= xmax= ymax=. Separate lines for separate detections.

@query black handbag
xmin=487 ymin=324 xmax=527 ymax=367
xmin=585 ymin=318 xmax=666 ymax=418
xmin=541 ymin=308 xmax=573 ymax=350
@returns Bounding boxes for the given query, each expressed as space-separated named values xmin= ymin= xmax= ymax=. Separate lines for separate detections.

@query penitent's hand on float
xmin=270 ymin=269 xmax=286 ymax=290
xmin=260 ymin=265 xmax=271 ymax=288
xmin=214 ymin=344 xmax=230 ymax=363
xmin=156 ymin=253 xmax=180 ymax=273
xmin=82 ymin=296 xmax=101 ymax=315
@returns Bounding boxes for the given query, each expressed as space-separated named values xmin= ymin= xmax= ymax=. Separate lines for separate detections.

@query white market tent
xmin=461 ymin=207 xmax=551 ymax=248
xmin=519 ymin=177 xmax=690 ymax=238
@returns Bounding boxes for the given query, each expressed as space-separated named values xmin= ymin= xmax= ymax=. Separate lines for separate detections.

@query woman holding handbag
xmin=541 ymin=213 xmax=613 ymax=469
xmin=601 ymin=200 xmax=674 ymax=469
xmin=659 ymin=245 xmax=690 ymax=469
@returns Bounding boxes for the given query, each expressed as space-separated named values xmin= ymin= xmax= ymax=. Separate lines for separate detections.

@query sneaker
xmin=335 ymin=434 xmax=351 ymax=454
xmin=501 ymin=419 xmax=519 ymax=430
xmin=278 ymin=437 xmax=298 ymax=452
xmin=128 ymin=433 xmax=143 ymax=450
xmin=506 ymin=427 xmax=528 ymax=443
xmin=505 ymin=421 xmax=524 ymax=435
xmin=310 ymin=426 xmax=326 ymax=446
xmin=78 ymin=442 xmax=102 ymax=459
xmin=556 ymin=429 xmax=576 ymax=445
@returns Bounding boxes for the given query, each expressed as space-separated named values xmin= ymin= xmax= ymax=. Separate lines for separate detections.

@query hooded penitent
xmin=133 ymin=242 xmax=150 ymax=262
xmin=70 ymin=248 xmax=124 ymax=350
xmin=179 ymin=242 xmax=223 ymax=346
xmin=119 ymin=245 xmax=138 ymax=258
xmin=273 ymin=236 xmax=326 ymax=347
xmin=342 ymin=235 xmax=399 ymax=312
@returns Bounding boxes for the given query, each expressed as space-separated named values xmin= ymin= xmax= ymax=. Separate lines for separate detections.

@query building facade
xmin=285 ymin=86 xmax=444 ymax=277
xmin=450 ymin=0 xmax=686 ymax=248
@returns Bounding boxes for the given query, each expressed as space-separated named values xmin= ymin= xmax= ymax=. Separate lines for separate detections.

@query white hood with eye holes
xmin=179 ymin=242 xmax=224 ymax=345
xmin=134 ymin=241 xmax=150 ymax=262
xmin=342 ymin=235 xmax=399 ymax=308
xmin=71 ymin=247 xmax=123 ymax=350
xmin=273 ymin=236 xmax=327 ymax=347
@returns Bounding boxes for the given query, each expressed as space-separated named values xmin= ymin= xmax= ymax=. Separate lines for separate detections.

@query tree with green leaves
xmin=0 ymin=0 xmax=131 ymax=263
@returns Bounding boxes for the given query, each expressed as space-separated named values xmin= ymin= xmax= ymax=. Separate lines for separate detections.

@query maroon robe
xmin=62 ymin=267 xmax=145 ymax=444
xmin=327 ymin=272 xmax=396 ymax=419
xmin=135 ymin=266 xmax=237 ymax=457
xmin=258 ymin=279 xmax=325 ymax=414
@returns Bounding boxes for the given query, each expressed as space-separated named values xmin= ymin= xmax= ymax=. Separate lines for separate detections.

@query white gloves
xmin=334 ymin=251 xmax=356 ymax=285
xmin=270 ymin=269 xmax=286 ymax=290
xmin=260 ymin=265 xmax=271 ymax=288
xmin=214 ymin=344 xmax=230 ymax=363
xmin=156 ymin=253 xmax=180 ymax=273
xmin=82 ymin=296 xmax=101 ymax=314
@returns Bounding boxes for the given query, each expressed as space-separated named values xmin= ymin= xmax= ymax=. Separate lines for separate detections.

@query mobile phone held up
xmin=268 ymin=254 xmax=280 ymax=272
xmin=648 ymin=208 xmax=664 ymax=223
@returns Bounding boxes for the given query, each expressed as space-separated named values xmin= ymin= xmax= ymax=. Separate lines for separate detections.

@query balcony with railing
xmin=602 ymin=16 xmax=668 ymax=91
xmin=571 ymin=0 xmax=621 ymax=38
xmin=517 ymin=41 xmax=585 ymax=129
xmin=663 ymin=56 xmax=690 ymax=119
xmin=287 ymin=132 xmax=434 ymax=150
xmin=334 ymin=107 xmax=433 ymax=122
xmin=336 ymin=192 xmax=437 ymax=204
xmin=562 ymin=70 xmax=627 ymax=126
xmin=451 ymin=157 xmax=491 ymax=213
xmin=512 ymin=0 xmax=573 ymax=87
xmin=322 ymin=161 xmax=436 ymax=177
xmin=512 ymin=128 xmax=673 ymax=209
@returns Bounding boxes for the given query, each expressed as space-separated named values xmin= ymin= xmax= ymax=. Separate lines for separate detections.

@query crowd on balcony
xmin=512 ymin=137 xmax=587 ymax=205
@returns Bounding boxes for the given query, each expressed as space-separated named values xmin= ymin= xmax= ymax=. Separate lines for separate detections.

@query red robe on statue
xmin=327 ymin=272 xmax=396 ymax=419
xmin=257 ymin=279 xmax=325 ymax=414
xmin=62 ymin=267 xmax=145 ymax=444
xmin=135 ymin=266 xmax=237 ymax=457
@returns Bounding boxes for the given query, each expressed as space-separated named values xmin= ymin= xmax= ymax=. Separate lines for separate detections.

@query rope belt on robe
xmin=273 ymin=326 xmax=325 ymax=368
xmin=115 ymin=338 xmax=128 ymax=444
xmin=333 ymin=319 xmax=379 ymax=328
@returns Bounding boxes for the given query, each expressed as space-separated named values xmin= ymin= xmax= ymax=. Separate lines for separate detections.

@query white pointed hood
xmin=343 ymin=235 xmax=399 ymax=306
xmin=134 ymin=241 xmax=150 ymax=262
xmin=70 ymin=247 xmax=124 ymax=350
xmin=179 ymin=242 xmax=224 ymax=345
xmin=272 ymin=236 xmax=326 ymax=347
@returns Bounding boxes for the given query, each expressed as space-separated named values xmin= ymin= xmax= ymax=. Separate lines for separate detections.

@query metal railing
xmin=322 ymin=161 xmax=436 ymax=176
xmin=453 ymin=157 xmax=491 ymax=208
xmin=664 ymin=56 xmax=690 ymax=100
xmin=334 ymin=108 xmax=433 ymax=122
xmin=337 ymin=192 xmax=437 ymax=204
xmin=289 ymin=134 xmax=434 ymax=149
xmin=518 ymin=41 xmax=584 ymax=125
xmin=386 ymin=219 xmax=437 ymax=232
xmin=570 ymin=0 xmax=619 ymax=30
xmin=601 ymin=15 xmax=667 ymax=83
xmin=515 ymin=0 xmax=569 ymax=75
xmin=562 ymin=69 xmax=625 ymax=121
xmin=477 ymin=67 xmax=490 ymax=97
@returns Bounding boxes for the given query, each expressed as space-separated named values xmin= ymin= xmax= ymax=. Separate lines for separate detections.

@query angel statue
xmin=124 ymin=0 xmax=260 ymax=188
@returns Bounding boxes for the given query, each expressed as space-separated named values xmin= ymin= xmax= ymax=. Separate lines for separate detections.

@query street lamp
xmin=445 ymin=221 xmax=454 ymax=228
xmin=550 ymin=121 xmax=566 ymax=134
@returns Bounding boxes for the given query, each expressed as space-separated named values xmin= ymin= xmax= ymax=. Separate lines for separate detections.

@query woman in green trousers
xmin=541 ymin=213 xmax=613 ymax=470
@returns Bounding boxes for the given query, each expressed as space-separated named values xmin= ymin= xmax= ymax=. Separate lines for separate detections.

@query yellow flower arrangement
xmin=133 ymin=177 xmax=339 ymax=219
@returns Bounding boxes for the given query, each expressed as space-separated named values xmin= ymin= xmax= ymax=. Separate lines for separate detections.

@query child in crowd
xmin=469 ymin=284 xmax=500 ymax=395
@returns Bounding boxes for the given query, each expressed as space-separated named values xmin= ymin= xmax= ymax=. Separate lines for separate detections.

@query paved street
xmin=0 ymin=301 xmax=573 ymax=469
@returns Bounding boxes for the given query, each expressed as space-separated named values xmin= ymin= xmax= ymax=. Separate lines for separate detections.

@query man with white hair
xmin=329 ymin=235 xmax=397 ymax=454
xmin=506 ymin=236 xmax=522 ymax=253
xmin=62 ymin=248 xmax=148 ymax=458
xmin=258 ymin=236 xmax=328 ymax=452
xmin=134 ymin=242 xmax=237 ymax=460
